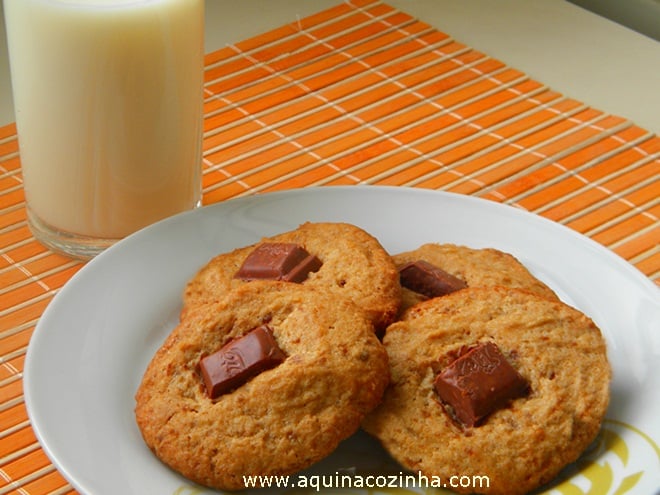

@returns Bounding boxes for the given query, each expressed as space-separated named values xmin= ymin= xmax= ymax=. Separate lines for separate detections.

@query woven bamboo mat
xmin=0 ymin=0 xmax=658 ymax=493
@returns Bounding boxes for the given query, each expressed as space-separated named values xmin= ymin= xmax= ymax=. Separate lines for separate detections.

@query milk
xmin=4 ymin=0 xmax=204 ymax=248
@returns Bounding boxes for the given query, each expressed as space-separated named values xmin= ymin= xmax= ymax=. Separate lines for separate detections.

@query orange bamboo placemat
xmin=1 ymin=0 xmax=658 ymax=493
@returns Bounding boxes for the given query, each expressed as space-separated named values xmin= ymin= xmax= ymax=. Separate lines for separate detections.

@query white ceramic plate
xmin=24 ymin=186 xmax=659 ymax=495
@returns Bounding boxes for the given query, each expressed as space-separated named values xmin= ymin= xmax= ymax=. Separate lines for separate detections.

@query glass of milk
xmin=4 ymin=0 xmax=204 ymax=259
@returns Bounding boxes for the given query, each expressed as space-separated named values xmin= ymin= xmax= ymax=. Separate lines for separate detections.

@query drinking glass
xmin=4 ymin=0 xmax=205 ymax=259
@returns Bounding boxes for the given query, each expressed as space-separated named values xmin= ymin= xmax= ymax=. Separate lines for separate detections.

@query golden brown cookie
xmin=182 ymin=222 xmax=401 ymax=331
xmin=135 ymin=281 xmax=389 ymax=490
xmin=362 ymin=287 xmax=610 ymax=495
xmin=393 ymin=243 xmax=558 ymax=311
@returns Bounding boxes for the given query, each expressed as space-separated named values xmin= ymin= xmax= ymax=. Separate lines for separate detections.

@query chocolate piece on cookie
xmin=183 ymin=222 xmax=401 ymax=331
xmin=199 ymin=324 xmax=286 ymax=399
xmin=393 ymin=243 xmax=558 ymax=312
xmin=434 ymin=341 xmax=530 ymax=428
xmin=362 ymin=287 xmax=610 ymax=495
xmin=135 ymin=281 xmax=389 ymax=490
xmin=399 ymin=260 xmax=467 ymax=298
xmin=234 ymin=243 xmax=321 ymax=283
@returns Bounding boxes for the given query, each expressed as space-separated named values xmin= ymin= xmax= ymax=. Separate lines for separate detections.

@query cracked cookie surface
xmin=363 ymin=287 xmax=610 ymax=495
xmin=183 ymin=222 xmax=401 ymax=331
xmin=135 ymin=281 xmax=389 ymax=490
xmin=393 ymin=243 xmax=558 ymax=312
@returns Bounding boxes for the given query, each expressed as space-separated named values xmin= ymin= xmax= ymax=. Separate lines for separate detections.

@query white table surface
xmin=1 ymin=0 xmax=659 ymax=134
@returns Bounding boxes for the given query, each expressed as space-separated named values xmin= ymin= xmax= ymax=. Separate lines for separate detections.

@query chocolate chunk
xmin=199 ymin=325 xmax=286 ymax=399
xmin=434 ymin=342 xmax=530 ymax=427
xmin=399 ymin=260 xmax=467 ymax=298
xmin=234 ymin=243 xmax=322 ymax=283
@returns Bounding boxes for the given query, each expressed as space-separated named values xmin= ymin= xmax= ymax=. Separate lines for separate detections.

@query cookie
xmin=135 ymin=281 xmax=390 ymax=490
xmin=362 ymin=287 xmax=610 ymax=495
xmin=182 ymin=222 xmax=401 ymax=331
xmin=393 ymin=243 xmax=558 ymax=311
